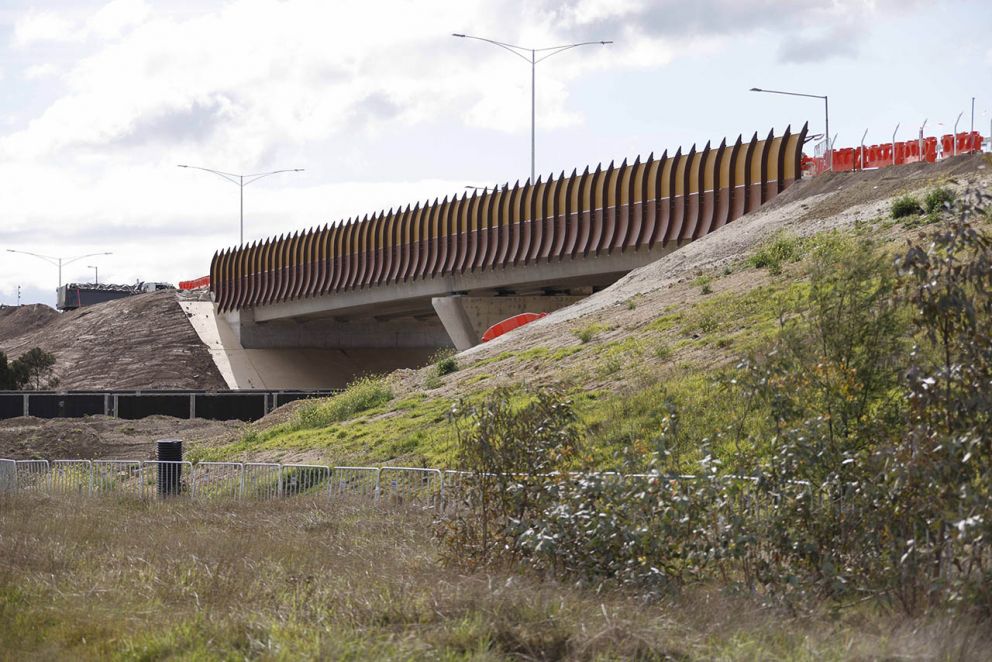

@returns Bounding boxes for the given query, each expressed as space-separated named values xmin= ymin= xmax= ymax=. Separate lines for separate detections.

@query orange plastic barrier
xmin=179 ymin=276 xmax=211 ymax=290
xmin=481 ymin=312 xmax=549 ymax=343
xmin=805 ymin=131 xmax=984 ymax=176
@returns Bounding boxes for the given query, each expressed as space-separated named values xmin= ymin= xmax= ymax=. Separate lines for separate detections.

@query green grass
xmin=572 ymin=322 xmax=610 ymax=344
xmin=746 ymin=231 xmax=809 ymax=274
xmin=891 ymin=194 xmax=922 ymax=219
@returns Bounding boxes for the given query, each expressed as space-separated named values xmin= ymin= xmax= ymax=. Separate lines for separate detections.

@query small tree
xmin=11 ymin=348 xmax=58 ymax=390
xmin=0 ymin=352 xmax=25 ymax=390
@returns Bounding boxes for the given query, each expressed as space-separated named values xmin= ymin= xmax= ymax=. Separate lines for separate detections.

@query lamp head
xmin=452 ymin=33 xmax=466 ymax=38
xmin=749 ymin=87 xmax=762 ymax=92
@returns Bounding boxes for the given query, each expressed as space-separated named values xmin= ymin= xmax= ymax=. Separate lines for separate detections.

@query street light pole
xmin=87 ymin=265 xmax=99 ymax=284
xmin=6 ymin=249 xmax=113 ymax=298
xmin=452 ymin=33 xmax=613 ymax=183
xmin=750 ymin=87 xmax=830 ymax=171
xmin=177 ymin=165 xmax=304 ymax=245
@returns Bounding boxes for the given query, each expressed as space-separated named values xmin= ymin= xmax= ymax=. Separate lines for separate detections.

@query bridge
xmin=210 ymin=125 xmax=807 ymax=368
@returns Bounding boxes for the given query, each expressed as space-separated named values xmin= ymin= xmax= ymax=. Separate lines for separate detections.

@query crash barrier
xmin=212 ymin=125 xmax=809 ymax=313
xmin=0 ymin=459 xmax=446 ymax=507
xmin=0 ymin=389 xmax=340 ymax=422
xmin=179 ymin=276 xmax=211 ymax=290
xmin=803 ymin=131 xmax=986 ymax=176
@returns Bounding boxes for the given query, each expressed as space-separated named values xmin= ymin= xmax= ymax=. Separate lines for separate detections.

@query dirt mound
xmin=0 ymin=304 xmax=58 ymax=341
xmin=0 ymin=290 xmax=226 ymax=390
xmin=0 ymin=414 xmax=241 ymax=460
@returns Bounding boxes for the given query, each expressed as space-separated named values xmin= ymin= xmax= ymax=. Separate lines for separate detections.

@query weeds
xmin=293 ymin=376 xmax=392 ymax=430
xmin=924 ymin=186 xmax=955 ymax=214
xmin=891 ymin=194 xmax=923 ymax=219
xmin=746 ymin=232 xmax=807 ymax=274
xmin=573 ymin=322 xmax=608 ymax=344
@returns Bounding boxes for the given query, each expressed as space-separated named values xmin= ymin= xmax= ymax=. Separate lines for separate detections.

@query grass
xmin=572 ymin=322 xmax=609 ymax=344
xmin=891 ymin=194 xmax=922 ymax=219
xmin=746 ymin=231 xmax=809 ymax=275
xmin=1 ymin=494 xmax=987 ymax=660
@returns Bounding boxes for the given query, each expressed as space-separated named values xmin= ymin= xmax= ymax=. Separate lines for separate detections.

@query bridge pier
xmin=432 ymin=295 xmax=584 ymax=351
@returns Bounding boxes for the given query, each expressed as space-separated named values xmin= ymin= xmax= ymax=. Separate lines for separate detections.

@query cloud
xmin=23 ymin=63 xmax=58 ymax=80
xmin=12 ymin=10 xmax=77 ymax=47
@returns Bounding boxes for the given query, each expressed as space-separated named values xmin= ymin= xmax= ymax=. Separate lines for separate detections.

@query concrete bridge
xmin=210 ymin=125 xmax=807 ymax=371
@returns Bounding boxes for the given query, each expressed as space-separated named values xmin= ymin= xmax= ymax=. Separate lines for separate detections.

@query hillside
xmin=0 ymin=290 xmax=226 ymax=390
xmin=190 ymin=153 xmax=992 ymax=466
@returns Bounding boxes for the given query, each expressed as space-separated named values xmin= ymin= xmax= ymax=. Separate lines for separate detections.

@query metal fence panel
xmin=243 ymin=463 xmax=281 ymax=499
xmin=281 ymin=464 xmax=331 ymax=497
xmin=380 ymin=467 xmax=442 ymax=508
xmin=92 ymin=461 xmax=143 ymax=497
xmin=0 ymin=459 xmax=15 ymax=493
xmin=331 ymin=467 xmax=379 ymax=498
xmin=15 ymin=460 xmax=50 ymax=493
xmin=51 ymin=460 xmax=92 ymax=495
xmin=192 ymin=462 xmax=244 ymax=499
xmin=141 ymin=461 xmax=193 ymax=498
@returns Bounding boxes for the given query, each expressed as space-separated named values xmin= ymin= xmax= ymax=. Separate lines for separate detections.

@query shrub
xmin=746 ymin=232 xmax=806 ymax=275
xmin=573 ymin=323 xmax=607 ymax=344
xmin=891 ymin=195 xmax=922 ymax=219
xmin=434 ymin=353 xmax=458 ymax=377
xmin=293 ymin=376 xmax=392 ymax=430
xmin=923 ymin=186 xmax=955 ymax=214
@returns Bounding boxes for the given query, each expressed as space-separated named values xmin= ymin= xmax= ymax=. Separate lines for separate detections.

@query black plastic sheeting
xmin=0 ymin=390 xmax=337 ymax=422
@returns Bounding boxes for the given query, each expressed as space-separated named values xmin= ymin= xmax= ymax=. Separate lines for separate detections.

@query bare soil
xmin=0 ymin=414 xmax=242 ymax=460
xmin=0 ymin=289 xmax=226 ymax=390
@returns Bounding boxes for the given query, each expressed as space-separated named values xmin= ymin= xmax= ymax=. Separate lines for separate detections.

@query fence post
xmin=22 ymin=393 xmax=29 ymax=417
xmin=189 ymin=394 xmax=196 ymax=420
xmin=112 ymin=394 xmax=119 ymax=418
xmin=374 ymin=468 xmax=381 ymax=504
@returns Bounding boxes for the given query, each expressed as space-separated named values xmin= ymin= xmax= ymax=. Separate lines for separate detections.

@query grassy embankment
xmin=191 ymin=213 xmax=928 ymax=469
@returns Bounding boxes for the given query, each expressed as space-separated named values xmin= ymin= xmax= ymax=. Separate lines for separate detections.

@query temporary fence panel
xmin=281 ymin=464 xmax=331 ymax=497
xmin=331 ymin=467 xmax=380 ymax=498
xmin=92 ymin=461 xmax=143 ymax=497
xmin=379 ymin=467 xmax=442 ymax=507
xmin=192 ymin=462 xmax=244 ymax=499
xmin=243 ymin=463 xmax=282 ymax=499
xmin=141 ymin=460 xmax=193 ymax=498
xmin=51 ymin=460 xmax=92 ymax=495
xmin=0 ymin=459 xmax=15 ymax=493
xmin=15 ymin=460 xmax=50 ymax=493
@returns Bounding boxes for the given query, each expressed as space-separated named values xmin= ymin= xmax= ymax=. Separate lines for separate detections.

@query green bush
xmin=891 ymin=195 xmax=922 ymax=219
xmin=293 ymin=376 xmax=392 ymax=430
xmin=746 ymin=232 xmax=807 ymax=275
xmin=435 ymin=354 xmax=458 ymax=377
xmin=573 ymin=323 xmax=607 ymax=344
xmin=923 ymin=186 xmax=955 ymax=214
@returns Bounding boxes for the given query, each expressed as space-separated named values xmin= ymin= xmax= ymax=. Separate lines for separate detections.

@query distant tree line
xmin=0 ymin=348 xmax=58 ymax=390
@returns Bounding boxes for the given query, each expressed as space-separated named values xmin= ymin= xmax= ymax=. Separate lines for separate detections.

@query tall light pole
xmin=177 ymin=165 xmax=304 ymax=245
xmin=750 ymin=87 xmax=830 ymax=171
xmin=6 ymin=250 xmax=112 ymax=297
xmin=87 ymin=265 xmax=99 ymax=284
xmin=452 ymin=33 xmax=613 ymax=183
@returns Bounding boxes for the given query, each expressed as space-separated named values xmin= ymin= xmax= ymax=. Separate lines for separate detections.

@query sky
xmin=0 ymin=0 xmax=989 ymax=306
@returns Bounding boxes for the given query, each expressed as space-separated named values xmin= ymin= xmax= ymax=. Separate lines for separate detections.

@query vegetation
xmin=745 ymin=231 xmax=808 ymax=274
xmin=293 ymin=376 xmax=392 ymax=431
xmin=924 ymin=186 xmax=955 ymax=214
xmin=572 ymin=322 xmax=608 ymax=344
xmin=891 ymin=194 xmax=923 ymax=218
xmin=438 ymin=189 xmax=992 ymax=618
xmin=5 ymin=496 xmax=987 ymax=660
xmin=0 ymin=347 xmax=57 ymax=390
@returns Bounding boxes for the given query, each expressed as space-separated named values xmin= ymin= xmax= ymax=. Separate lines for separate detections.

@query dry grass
xmin=0 ymin=495 xmax=988 ymax=661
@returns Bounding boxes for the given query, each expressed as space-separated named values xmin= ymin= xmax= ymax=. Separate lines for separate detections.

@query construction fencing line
xmin=0 ymin=458 xmax=820 ymax=513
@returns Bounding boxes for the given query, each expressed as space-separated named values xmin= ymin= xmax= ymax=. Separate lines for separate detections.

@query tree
xmin=10 ymin=348 xmax=58 ymax=390
xmin=0 ymin=352 xmax=24 ymax=390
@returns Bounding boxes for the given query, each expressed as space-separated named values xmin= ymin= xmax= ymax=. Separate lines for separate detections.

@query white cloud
xmin=87 ymin=0 xmax=149 ymax=38
xmin=12 ymin=10 xmax=77 ymax=47
xmin=23 ymin=63 xmax=58 ymax=80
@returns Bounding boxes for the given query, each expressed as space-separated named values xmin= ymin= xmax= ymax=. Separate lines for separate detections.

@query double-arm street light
xmin=750 ymin=87 xmax=831 ymax=171
xmin=452 ymin=33 xmax=612 ymax=183
xmin=6 ymin=249 xmax=112 ymax=294
xmin=177 ymin=165 xmax=304 ymax=245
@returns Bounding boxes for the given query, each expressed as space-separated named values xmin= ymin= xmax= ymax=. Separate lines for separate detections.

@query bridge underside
xmin=213 ymin=125 xmax=808 ymax=377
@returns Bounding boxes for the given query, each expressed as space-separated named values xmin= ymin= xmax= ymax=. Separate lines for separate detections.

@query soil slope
xmin=0 ymin=290 xmax=226 ymax=390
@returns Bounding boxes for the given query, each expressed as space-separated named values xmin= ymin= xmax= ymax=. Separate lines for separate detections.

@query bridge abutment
xmin=432 ymin=294 xmax=584 ymax=351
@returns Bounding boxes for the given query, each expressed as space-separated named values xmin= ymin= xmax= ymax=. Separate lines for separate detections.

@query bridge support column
xmin=431 ymin=295 xmax=584 ymax=351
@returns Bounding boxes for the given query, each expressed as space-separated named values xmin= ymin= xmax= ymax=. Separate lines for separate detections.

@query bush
xmin=434 ymin=353 xmax=458 ymax=377
xmin=891 ymin=195 xmax=922 ymax=219
xmin=293 ymin=376 xmax=392 ymax=430
xmin=924 ymin=186 xmax=955 ymax=214
xmin=573 ymin=323 xmax=607 ymax=344
xmin=746 ymin=233 xmax=806 ymax=275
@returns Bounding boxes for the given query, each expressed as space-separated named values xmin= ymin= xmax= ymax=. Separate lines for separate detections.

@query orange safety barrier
xmin=481 ymin=312 xmax=549 ymax=343
xmin=180 ymin=276 xmax=211 ymax=290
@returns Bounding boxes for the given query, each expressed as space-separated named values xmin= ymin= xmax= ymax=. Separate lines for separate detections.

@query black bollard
xmin=156 ymin=439 xmax=183 ymax=497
